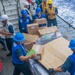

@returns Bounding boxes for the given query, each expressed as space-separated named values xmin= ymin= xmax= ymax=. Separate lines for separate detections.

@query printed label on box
xmin=31 ymin=26 xmax=35 ymax=29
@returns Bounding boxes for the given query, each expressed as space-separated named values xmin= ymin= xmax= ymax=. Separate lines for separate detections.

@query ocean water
xmin=53 ymin=0 xmax=75 ymax=27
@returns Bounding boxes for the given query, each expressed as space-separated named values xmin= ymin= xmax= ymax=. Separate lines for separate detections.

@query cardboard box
xmin=32 ymin=45 xmax=44 ymax=60
xmin=39 ymin=37 xmax=72 ymax=69
xmin=27 ymin=23 xmax=47 ymax=35
xmin=23 ymin=33 xmax=39 ymax=50
xmin=38 ymin=26 xmax=59 ymax=36
xmin=38 ymin=27 xmax=51 ymax=36
xmin=27 ymin=23 xmax=39 ymax=35
xmin=34 ymin=18 xmax=47 ymax=25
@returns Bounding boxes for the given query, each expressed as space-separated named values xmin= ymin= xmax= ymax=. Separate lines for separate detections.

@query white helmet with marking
xmin=24 ymin=1 xmax=29 ymax=6
xmin=0 ymin=14 xmax=9 ymax=21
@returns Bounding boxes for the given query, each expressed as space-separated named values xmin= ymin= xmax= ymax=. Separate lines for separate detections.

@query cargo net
xmin=36 ymin=32 xmax=62 ymax=45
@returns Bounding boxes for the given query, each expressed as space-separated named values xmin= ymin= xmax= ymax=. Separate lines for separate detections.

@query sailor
xmin=41 ymin=0 xmax=48 ymax=14
xmin=23 ymin=1 xmax=32 ymax=20
xmin=48 ymin=39 xmax=75 ymax=75
xmin=46 ymin=0 xmax=58 ymax=26
xmin=29 ymin=0 xmax=37 ymax=17
xmin=12 ymin=32 xmax=36 ymax=75
xmin=36 ymin=0 xmax=42 ymax=6
xmin=19 ymin=10 xmax=31 ymax=33
xmin=0 ymin=14 xmax=14 ymax=56
xmin=33 ymin=7 xmax=46 ymax=27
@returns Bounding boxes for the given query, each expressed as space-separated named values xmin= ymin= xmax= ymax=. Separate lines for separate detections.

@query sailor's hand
xmin=30 ymin=54 xmax=37 ymax=59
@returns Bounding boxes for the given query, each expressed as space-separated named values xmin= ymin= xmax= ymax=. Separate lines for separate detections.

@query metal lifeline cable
xmin=57 ymin=15 xmax=75 ymax=30
xmin=1 ymin=0 xmax=6 ymax=14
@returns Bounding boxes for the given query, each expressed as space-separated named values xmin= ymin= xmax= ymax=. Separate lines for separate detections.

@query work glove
xmin=48 ymin=68 xmax=54 ymax=74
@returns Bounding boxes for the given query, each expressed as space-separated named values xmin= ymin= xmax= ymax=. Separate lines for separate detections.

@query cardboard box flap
xmin=32 ymin=45 xmax=44 ymax=53
xmin=23 ymin=33 xmax=39 ymax=42
xmin=39 ymin=37 xmax=72 ymax=69
xmin=32 ymin=45 xmax=44 ymax=60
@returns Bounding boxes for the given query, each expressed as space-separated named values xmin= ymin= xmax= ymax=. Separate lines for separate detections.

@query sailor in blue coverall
xmin=33 ymin=7 xmax=46 ymax=27
xmin=48 ymin=39 xmax=75 ymax=75
xmin=12 ymin=32 xmax=36 ymax=75
xmin=19 ymin=10 xmax=31 ymax=33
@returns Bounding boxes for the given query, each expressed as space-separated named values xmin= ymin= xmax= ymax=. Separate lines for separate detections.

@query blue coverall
xmin=19 ymin=16 xmax=31 ymax=33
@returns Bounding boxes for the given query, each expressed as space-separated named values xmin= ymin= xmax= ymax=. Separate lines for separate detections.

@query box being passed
xmin=32 ymin=45 xmax=44 ymax=60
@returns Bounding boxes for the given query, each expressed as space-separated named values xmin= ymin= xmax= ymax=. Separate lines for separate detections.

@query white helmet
xmin=32 ymin=0 xmax=36 ymax=2
xmin=0 ymin=14 xmax=9 ymax=21
xmin=24 ymin=1 xmax=29 ymax=6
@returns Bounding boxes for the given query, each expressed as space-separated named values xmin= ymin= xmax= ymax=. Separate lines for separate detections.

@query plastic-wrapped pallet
xmin=36 ymin=32 xmax=62 ymax=45
xmin=36 ymin=33 xmax=54 ymax=45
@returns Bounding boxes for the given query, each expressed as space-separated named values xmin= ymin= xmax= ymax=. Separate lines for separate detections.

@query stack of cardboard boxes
xmin=27 ymin=18 xmax=47 ymax=35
